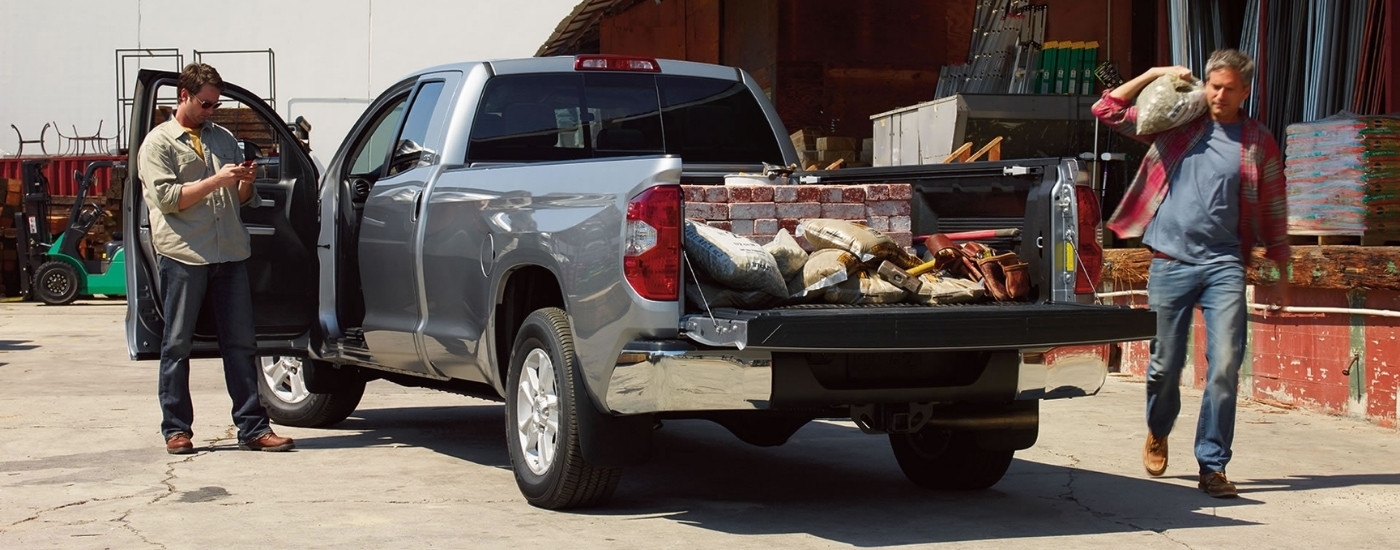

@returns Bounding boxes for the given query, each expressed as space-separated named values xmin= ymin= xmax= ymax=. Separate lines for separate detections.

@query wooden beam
xmin=1104 ymin=246 xmax=1400 ymax=291
xmin=966 ymin=136 xmax=1003 ymax=162
xmin=941 ymin=142 xmax=972 ymax=163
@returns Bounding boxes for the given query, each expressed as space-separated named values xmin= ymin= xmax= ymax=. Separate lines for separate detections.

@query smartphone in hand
xmin=241 ymin=160 xmax=255 ymax=167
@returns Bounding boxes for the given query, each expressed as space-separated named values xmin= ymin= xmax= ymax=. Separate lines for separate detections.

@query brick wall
xmin=681 ymin=182 xmax=914 ymax=248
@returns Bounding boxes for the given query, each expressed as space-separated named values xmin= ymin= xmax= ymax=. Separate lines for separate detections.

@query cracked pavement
xmin=2 ymin=299 xmax=1398 ymax=549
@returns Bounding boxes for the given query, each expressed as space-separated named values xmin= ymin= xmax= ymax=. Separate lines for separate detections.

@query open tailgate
xmin=682 ymin=303 xmax=1154 ymax=351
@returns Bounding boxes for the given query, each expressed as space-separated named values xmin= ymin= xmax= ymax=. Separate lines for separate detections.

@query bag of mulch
xmin=824 ymin=272 xmax=909 ymax=304
xmin=1135 ymin=74 xmax=1207 ymax=134
xmin=797 ymin=219 xmax=900 ymax=263
xmin=683 ymin=220 xmax=788 ymax=298
xmin=789 ymin=248 xmax=860 ymax=298
xmin=763 ymin=228 xmax=809 ymax=279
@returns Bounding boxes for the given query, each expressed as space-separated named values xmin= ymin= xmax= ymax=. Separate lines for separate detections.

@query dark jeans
xmin=157 ymin=257 xmax=271 ymax=443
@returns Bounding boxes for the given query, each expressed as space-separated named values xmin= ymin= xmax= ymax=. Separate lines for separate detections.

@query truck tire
xmin=33 ymin=261 xmax=80 ymax=305
xmin=506 ymin=307 xmax=621 ymax=509
xmin=889 ymin=428 xmax=1014 ymax=490
xmin=257 ymin=355 xmax=365 ymax=428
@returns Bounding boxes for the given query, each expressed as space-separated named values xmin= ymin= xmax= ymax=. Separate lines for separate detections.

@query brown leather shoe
xmin=1199 ymin=471 xmax=1239 ymax=498
xmin=166 ymin=433 xmax=195 ymax=455
xmin=1143 ymin=432 xmax=1167 ymax=477
xmin=239 ymin=432 xmax=296 ymax=452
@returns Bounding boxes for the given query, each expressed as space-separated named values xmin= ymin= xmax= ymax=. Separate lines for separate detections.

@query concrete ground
xmin=2 ymin=299 xmax=1398 ymax=549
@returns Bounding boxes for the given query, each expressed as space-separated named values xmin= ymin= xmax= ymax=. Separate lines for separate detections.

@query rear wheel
xmin=889 ymin=428 xmax=1014 ymax=490
xmin=257 ymin=355 xmax=365 ymax=428
xmin=33 ymin=261 xmax=80 ymax=305
xmin=506 ymin=307 xmax=621 ymax=509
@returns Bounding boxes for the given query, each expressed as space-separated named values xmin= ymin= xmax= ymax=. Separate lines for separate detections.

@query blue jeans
xmin=157 ymin=257 xmax=271 ymax=443
xmin=1146 ymin=258 xmax=1246 ymax=475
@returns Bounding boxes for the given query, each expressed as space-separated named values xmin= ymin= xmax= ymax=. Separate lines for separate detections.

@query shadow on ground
xmin=284 ymin=403 xmax=1400 ymax=546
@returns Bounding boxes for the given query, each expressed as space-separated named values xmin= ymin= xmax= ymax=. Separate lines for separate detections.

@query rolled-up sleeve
xmin=1092 ymin=91 xmax=1154 ymax=144
xmin=138 ymin=131 xmax=186 ymax=214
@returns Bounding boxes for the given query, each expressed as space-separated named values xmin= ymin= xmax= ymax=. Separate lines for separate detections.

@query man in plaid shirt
xmin=1092 ymin=49 xmax=1290 ymax=498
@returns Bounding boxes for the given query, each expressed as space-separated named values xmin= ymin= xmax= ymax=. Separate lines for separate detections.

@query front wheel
xmin=505 ymin=307 xmax=621 ymax=509
xmin=33 ymin=260 xmax=80 ymax=305
xmin=257 ymin=355 xmax=365 ymax=428
xmin=889 ymin=428 xmax=1014 ymax=490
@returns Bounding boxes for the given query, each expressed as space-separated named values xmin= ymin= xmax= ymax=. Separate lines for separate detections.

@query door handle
xmin=411 ymin=190 xmax=424 ymax=223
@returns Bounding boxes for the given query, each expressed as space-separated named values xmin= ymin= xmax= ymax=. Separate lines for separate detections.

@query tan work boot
xmin=1143 ymin=432 xmax=1167 ymax=477
xmin=1199 ymin=472 xmax=1239 ymax=498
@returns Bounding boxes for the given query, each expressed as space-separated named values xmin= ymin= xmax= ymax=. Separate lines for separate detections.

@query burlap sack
xmin=1135 ymin=74 xmax=1206 ymax=134
xmin=683 ymin=220 xmax=788 ymax=298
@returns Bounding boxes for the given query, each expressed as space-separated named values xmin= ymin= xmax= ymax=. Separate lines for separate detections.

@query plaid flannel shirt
xmin=1092 ymin=90 xmax=1290 ymax=265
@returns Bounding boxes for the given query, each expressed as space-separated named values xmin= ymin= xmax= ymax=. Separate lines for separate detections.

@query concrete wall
xmin=0 ymin=0 xmax=578 ymax=166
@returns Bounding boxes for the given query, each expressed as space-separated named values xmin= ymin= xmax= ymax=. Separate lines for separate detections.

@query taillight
xmin=624 ymin=185 xmax=681 ymax=301
xmin=1075 ymin=185 xmax=1103 ymax=294
xmin=575 ymin=54 xmax=661 ymax=72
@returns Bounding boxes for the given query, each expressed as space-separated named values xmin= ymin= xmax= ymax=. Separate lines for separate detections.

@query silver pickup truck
xmin=123 ymin=55 xmax=1153 ymax=509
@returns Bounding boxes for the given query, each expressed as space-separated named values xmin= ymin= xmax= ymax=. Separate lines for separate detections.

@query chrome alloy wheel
xmin=515 ymin=347 xmax=560 ymax=476
xmin=260 ymin=355 xmax=311 ymax=405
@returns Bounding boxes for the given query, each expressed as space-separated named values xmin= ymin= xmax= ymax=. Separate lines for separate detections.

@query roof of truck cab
xmin=406 ymin=56 xmax=745 ymax=82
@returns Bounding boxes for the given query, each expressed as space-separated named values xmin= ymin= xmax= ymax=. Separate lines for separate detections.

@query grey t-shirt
xmin=1143 ymin=120 xmax=1243 ymax=264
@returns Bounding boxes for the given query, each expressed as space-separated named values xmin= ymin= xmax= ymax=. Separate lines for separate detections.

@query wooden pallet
xmin=1361 ymin=230 xmax=1400 ymax=246
xmin=1288 ymin=232 xmax=1361 ymax=246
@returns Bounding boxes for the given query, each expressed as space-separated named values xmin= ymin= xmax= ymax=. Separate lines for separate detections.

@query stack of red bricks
xmin=681 ymin=182 xmax=914 ymax=249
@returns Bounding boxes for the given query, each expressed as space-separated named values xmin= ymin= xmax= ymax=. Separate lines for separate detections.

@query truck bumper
xmin=603 ymin=340 xmax=1113 ymax=415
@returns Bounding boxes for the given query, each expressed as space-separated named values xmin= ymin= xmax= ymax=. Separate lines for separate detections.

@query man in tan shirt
xmin=138 ymin=63 xmax=294 ymax=454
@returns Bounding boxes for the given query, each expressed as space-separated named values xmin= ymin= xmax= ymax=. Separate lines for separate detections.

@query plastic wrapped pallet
xmin=1285 ymin=112 xmax=1400 ymax=235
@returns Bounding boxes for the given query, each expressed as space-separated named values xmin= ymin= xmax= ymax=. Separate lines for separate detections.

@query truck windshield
xmin=467 ymin=72 xmax=784 ymax=165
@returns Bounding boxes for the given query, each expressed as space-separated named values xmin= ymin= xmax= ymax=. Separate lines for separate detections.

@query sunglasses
xmin=186 ymin=93 xmax=222 ymax=110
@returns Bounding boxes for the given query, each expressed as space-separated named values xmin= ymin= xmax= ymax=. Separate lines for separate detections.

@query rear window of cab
xmin=467 ymin=72 xmax=785 ymax=165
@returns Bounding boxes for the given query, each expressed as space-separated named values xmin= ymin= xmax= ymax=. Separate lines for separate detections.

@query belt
xmin=1152 ymin=251 xmax=1175 ymax=261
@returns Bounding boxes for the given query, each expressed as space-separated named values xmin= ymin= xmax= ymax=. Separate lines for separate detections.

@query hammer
xmin=876 ymin=257 xmax=943 ymax=294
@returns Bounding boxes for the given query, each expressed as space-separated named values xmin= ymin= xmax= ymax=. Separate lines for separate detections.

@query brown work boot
xmin=166 ymin=432 xmax=195 ymax=455
xmin=1143 ymin=432 xmax=1168 ymax=477
xmin=239 ymin=432 xmax=296 ymax=452
xmin=1199 ymin=471 xmax=1239 ymax=498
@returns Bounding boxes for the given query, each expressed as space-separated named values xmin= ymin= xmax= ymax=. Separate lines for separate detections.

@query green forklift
xmin=14 ymin=159 xmax=126 ymax=305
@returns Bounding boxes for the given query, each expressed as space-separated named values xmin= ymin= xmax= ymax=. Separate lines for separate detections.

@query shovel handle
xmin=914 ymin=228 xmax=1021 ymax=243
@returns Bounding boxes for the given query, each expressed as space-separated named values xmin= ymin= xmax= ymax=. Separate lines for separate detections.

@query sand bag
xmin=1135 ymin=74 xmax=1207 ymax=134
xmin=763 ymin=228 xmax=809 ymax=279
xmin=797 ymin=218 xmax=903 ymax=263
xmin=683 ymin=220 xmax=788 ymax=298
xmin=824 ymin=273 xmax=909 ymax=305
xmin=790 ymin=248 xmax=860 ymax=298
xmin=913 ymin=273 xmax=985 ymax=305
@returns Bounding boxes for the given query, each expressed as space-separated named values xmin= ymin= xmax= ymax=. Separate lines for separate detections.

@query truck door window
xmin=386 ymin=80 xmax=446 ymax=176
xmin=346 ymin=96 xmax=410 ymax=177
